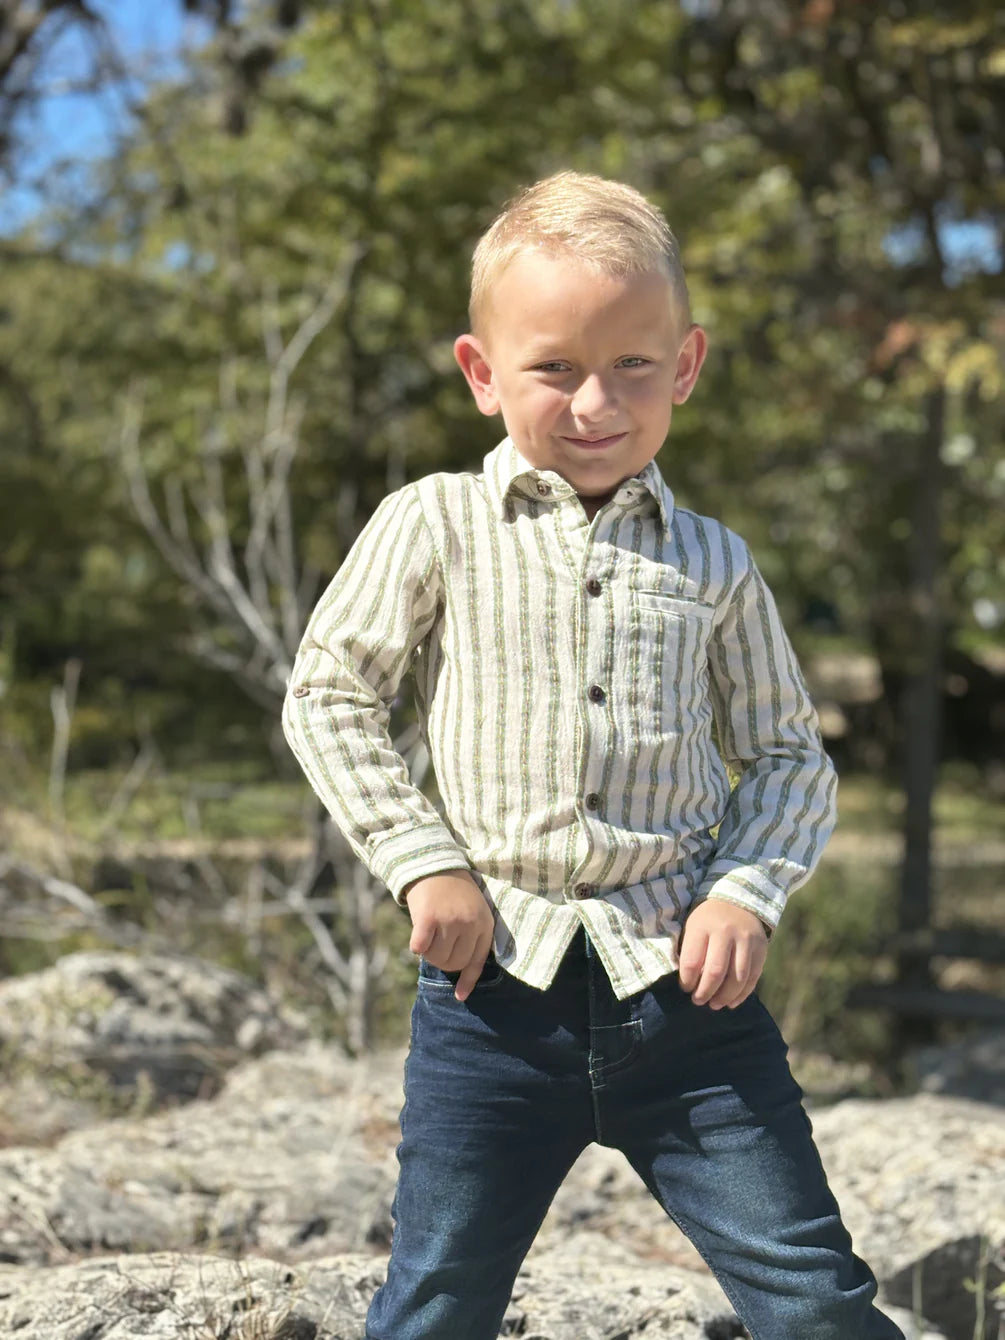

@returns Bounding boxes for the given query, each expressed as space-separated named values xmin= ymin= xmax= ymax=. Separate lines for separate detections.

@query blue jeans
xmin=367 ymin=930 xmax=903 ymax=1340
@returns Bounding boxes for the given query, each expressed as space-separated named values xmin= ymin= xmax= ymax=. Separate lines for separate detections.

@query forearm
xmin=696 ymin=745 xmax=838 ymax=929
xmin=704 ymin=546 xmax=839 ymax=929
xmin=282 ymin=664 xmax=469 ymax=898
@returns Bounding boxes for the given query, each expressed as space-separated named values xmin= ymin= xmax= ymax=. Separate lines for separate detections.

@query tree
xmin=2 ymin=0 xmax=1001 ymax=1051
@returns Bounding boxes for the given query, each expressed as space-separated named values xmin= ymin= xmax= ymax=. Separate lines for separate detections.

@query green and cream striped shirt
xmin=283 ymin=437 xmax=837 ymax=999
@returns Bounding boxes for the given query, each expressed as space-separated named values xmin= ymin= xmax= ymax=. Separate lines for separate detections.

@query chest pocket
xmin=628 ymin=592 xmax=718 ymax=737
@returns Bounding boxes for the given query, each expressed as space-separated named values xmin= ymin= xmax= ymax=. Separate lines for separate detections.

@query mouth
xmin=561 ymin=433 xmax=627 ymax=450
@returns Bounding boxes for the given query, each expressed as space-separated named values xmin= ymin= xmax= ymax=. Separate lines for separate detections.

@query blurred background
xmin=0 ymin=0 xmax=1002 ymax=1084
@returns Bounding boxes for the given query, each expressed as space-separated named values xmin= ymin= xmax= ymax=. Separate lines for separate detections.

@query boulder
xmin=0 ymin=1251 xmax=384 ymax=1340
xmin=810 ymin=1094 xmax=1004 ymax=1340
xmin=0 ymin=1041 xmax=993 ymax=1338
xmin=0 ymin=951 xmax=311 ymax=1129
xmin=0 ymin=1245 xmax=753 ymax=1340
xmin=0 ymin=1046 xmax=399 ymax=1266
xmin=0 ymin=1243 xmax=946 ymax=1340
xmin=912 ymin=1026 xmax=1005 ymax=1106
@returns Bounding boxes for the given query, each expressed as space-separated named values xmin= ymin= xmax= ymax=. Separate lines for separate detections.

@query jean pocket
xmin=417 ymin=955 xmax=505 ymax=991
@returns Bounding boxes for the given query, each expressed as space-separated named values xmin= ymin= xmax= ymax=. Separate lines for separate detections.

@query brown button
xmin=585 ymin=578 xmax=602 ymax=597
xmin=585 ymin=792 xmax=600 ymax=810
xmin=291 ymin=685 xmax=310 ymax=698
xmin=573 ymin=882 xmax=594 ymax=899
xmin=535 ymin=480 xmax=551 ymax=496
xmin=588 ymin=684 xmax=605 ymax=703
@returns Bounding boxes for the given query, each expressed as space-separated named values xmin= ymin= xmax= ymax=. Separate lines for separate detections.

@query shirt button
xmin=535 ymin=480 xmax=551 ymax=496
xmin=573 ymin=882 xmax=595 ymax=899
xmin=585 ymin=792 xmax=600 ymax=811
xmin=585 ymin=577 xmax=602 ymax=597
xmin=291 ymin=685 xmax=310 ymax=698
xmin=588 ymin=684 xmax=606 ymax=703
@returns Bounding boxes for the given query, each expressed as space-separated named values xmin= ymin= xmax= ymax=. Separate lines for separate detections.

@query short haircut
xmin=469 ymin=170 xmax=691 ymax=333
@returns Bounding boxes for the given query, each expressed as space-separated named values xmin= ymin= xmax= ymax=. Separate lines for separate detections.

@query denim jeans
xmin=366 ymin=930 xmax=904 ymax=1340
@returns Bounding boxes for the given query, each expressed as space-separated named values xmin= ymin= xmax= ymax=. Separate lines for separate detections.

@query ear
xmin=671 ymin=324 xmax=709 ymax=405
xmin=454 ymin=334 xmax=500 ymax=416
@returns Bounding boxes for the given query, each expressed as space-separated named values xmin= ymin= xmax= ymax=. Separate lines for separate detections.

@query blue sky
xmin=2 ymin=1 xmax=1000 ymax=281
xmin=0 ymin=0 xmax=211 ymax=233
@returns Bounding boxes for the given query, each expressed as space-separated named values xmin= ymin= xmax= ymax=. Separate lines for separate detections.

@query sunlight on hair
xmin=469 ymin=171 xmax=691 ymax=332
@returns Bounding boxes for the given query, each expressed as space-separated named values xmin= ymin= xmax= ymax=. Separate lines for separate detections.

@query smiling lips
xmin=561 ymin=432 xmax=628 ymax=449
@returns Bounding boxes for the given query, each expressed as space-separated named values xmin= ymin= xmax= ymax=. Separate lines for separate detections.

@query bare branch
xmin=120 ymin=243 xmax=366 ymax=706
xmin=95 ymin=732 xmax=161 ymax=841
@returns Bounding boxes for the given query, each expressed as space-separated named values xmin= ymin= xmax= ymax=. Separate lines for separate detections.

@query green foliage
xmin=3 ymin=1 xmax=1001 ymax=772
xmin=0 ymin=5 xmax=1001 ymax=1066
xmin=758 ymin=862 xmax=899 ymax=1066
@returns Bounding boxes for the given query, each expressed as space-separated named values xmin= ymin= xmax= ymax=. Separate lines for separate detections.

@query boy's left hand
xmin=678 ymin=900 xmax=770 ymax=1010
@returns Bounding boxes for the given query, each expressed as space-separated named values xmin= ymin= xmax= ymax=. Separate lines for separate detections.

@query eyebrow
xmin=521 ymin=344 xmax=568 ymax=361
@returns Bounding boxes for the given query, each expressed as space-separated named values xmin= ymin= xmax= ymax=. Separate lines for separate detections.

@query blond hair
xmin=469 ymin=170 xmax=691 ymax=333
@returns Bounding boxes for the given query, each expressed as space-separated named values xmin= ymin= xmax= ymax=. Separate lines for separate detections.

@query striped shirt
xmin=282 ymin=436 xmax=837 ymax=999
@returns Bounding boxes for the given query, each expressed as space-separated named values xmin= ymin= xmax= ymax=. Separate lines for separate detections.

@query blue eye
xmin=619 ymin=357 xmax=649 ymax=369
xmin=535 ymin=362 xmax=569 ymax=373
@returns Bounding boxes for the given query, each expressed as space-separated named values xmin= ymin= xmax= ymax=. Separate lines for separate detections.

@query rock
xmin=512 ymin=1234 xmax=750 ymax=1338
xmin=0 ymin=1239 xmax=929 ymax=1340
xmin=810 ymin=1094 xmax=1004 ymax=1340
xmin=0 ymin=1046 xmax=400 ymax=1266
xmin=537 ymin=1142 xmax=707 ymax=1273
xmin=0 ymin=1250 xmax=383 ymax=1339
xmin=880 ymin=1305 xmax=950 ymax=1340
xmin=0 ymin=951 xmax=311 ymax=1126
xmin=0 ymin=1041 xmax=995 ymax=1338
xmin=912 ymin=1026 xmax=1005 ymax=1106
xmin=0 ymin=1072 xmax=99 ymax=1150
xmin=0 ymin=1244 xmax=748 ymax=1340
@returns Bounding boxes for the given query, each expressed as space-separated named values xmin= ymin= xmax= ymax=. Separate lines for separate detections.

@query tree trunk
xmin=894 ymin=382 xmax=946 ymax=1056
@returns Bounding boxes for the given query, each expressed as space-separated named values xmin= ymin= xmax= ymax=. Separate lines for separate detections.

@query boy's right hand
xmin=403 ymin=870 xmax=495 ymax=1002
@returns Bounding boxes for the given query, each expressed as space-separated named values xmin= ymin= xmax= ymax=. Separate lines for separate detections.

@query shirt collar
xmin=483 ymin=436 xmax=675 ymax=539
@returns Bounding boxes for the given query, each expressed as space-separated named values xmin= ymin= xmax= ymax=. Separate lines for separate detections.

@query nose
xmin=570 ymin=373 xmax=618 ymax=423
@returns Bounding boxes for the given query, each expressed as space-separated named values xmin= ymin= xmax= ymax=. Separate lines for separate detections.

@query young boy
xmin=282 ymin=172 xmax=904 ymax=1340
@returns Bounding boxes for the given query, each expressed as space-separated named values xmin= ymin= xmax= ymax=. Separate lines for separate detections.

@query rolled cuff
xmin=692 ymin=861 xmax=791 ymax=933
xmin=366 ymin=825 xmax=471 ymax=904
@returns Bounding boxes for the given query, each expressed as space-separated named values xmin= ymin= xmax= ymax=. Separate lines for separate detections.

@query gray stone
xmin=913 ymin=1026 xmax=1005 ymax=1106
xmin=810 ymin=1094 xmax=1004 ymax=1340
xmin=0 ymin=1046 xmax=399 ymax=1266
xmin=0 ymin=1245 xmax=748 ymax=1340
xmin=0 ymin=1038 xmax=996 ymax=1338
xmin=0 ymin=951 xmax=311 ymax=1125
xmin=0 ymin=1241 xmax=927 ymax=1340
xmin=0 ymin=1251 xmax=382 ymax=1339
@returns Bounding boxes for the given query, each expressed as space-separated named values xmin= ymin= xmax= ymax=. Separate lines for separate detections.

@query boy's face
xmin=454 ymin=250 xmax=707 ymax=517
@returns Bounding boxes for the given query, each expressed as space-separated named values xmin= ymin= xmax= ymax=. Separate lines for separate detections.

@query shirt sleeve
xmin=694 ymin=543 xmax=838 ymax=931
xmin=281 ymin=485 xmax=470 ymax=901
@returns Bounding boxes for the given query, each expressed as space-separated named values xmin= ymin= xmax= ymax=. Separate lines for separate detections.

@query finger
xmin=677 ymin=926 xmax=709 ymax=993
xmin=692 ymin=942 xmax=733 ymax=1007
xmin=454 ymin=938 xmax=491 ymax=1003
xmin=409 ymin=919 xmax=436 ymax=956
xmin=732 ymin=935 xmax=750 ymax=987
xmin=712 ymin=948 xmax=766 ymax=1010
xmin=710 ymin=981 xmax=753 ymax=1010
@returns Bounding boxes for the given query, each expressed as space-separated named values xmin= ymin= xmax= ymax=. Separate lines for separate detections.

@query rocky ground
xmin=0 ymin=951 xmax=1001 ymax=1339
